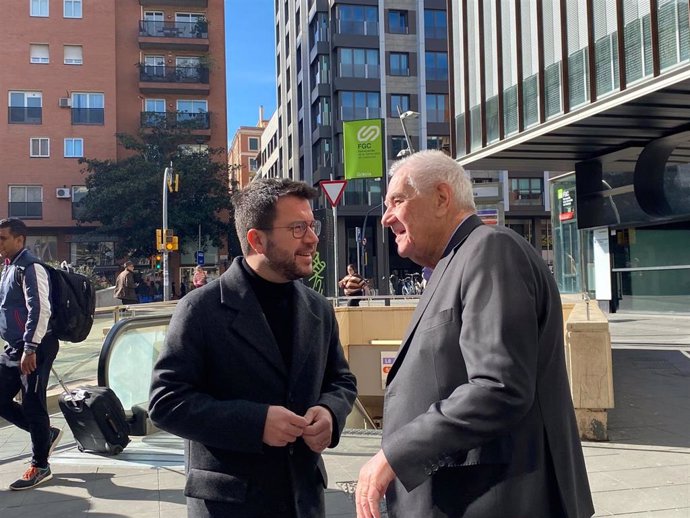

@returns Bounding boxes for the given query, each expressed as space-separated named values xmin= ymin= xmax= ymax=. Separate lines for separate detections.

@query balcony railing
xmin=71 ymin=108 xmax=104 ymax=125
xmin=140 ymin=111 xmax=211 ymax=130
xmin=139 ymin=20 xmax=208 ymax=39
xmin=8 ymin=107 xmax=42 ymax=124
xmin=338 ymin=63 xmax=380 ymax=79
xmin=340 ymin=106 xmax=380 ymax=121
xmin=139 ymin=65 xmax=209 ymax=84
xmin=336 ymin=19 xmax=378 ymax=36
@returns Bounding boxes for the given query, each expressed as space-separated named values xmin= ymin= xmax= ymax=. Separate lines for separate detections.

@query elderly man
xmin=356 ymin=151 xmax=593 ymax=518
xmin=150 ymin=178 xmax=357 ymax=518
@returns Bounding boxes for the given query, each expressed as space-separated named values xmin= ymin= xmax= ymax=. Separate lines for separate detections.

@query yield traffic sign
xmin=320 ymin=180 xmax=348 ymax=207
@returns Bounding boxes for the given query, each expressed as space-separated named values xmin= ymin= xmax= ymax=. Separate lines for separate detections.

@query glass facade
xmin=453 ymin=0 xmax=690 ymax=156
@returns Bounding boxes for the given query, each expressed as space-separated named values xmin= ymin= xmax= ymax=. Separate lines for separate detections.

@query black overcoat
xmin=149 ymin=257 xmax=357 ymax=517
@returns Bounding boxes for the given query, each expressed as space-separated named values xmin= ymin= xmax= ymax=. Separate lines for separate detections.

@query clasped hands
xmin=262 ymin=405 xmax=332 ymax=453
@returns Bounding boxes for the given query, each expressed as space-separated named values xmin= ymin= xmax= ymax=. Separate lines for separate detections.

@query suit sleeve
xmin=149 ymin=297 xmax=269 ymax=453
xmin=383 ymin=231 xmax=541 ymax=491
xmin=316 ymin=307 xmax=357 ymax=448
xmin=22 ymin=263 xmax=52 ymax=346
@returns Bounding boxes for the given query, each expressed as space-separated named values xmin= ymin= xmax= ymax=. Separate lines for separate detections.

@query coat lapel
xmin=220 ymin=258 xmax=288 ymax=378
xmin=386 ymin=215 xmax=483 ymax=385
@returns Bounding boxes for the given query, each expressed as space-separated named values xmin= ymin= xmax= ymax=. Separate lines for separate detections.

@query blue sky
xmin=225 ymin=0 xmax=277 ymax=143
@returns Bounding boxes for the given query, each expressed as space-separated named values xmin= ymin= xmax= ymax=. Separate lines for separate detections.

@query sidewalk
xmin=1 ymin=316 xmax=688 ymax=517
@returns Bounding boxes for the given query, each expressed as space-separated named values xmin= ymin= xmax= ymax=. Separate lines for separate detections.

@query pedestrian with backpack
xmin=0 ymin=218 xmax=63 ymax=490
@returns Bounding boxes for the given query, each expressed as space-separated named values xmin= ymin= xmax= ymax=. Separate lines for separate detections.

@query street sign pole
xmin=162 ymin=162 xmax=172 ymax=301
xmin=320 ymin=179 xmax=348 ymax=298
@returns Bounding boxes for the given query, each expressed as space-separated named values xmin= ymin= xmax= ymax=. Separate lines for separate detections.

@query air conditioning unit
xmin=56 ymin=187 xmax=71 ymax=199
xmin=58 ymin=97 xmax=71 ymax=108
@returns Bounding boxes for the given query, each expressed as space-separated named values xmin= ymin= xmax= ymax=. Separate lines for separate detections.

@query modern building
xmin=1 ymin=0 xmax=227 ymax=280
xmin=256 ymin=109 xmax=281 ymax=181
xmin=228 ymin=107 xmax=270 ymax=189
xmin=449 ymin=0 xmax=690 ymax=313
xmin=275 ymin=0 xmax=452 ymax=296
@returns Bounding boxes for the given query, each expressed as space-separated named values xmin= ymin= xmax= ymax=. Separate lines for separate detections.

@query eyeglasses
xmin=256 ymin=220 xmax=321 ymax=239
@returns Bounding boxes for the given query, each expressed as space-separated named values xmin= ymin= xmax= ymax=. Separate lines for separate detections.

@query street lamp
xmin=397 ymin=107 xmax=420 ymax=157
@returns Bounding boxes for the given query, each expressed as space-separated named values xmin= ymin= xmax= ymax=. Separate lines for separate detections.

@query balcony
xmin=140 ymin=111 xmax=212 ymax=139
xmin=138 ymin=65 xmax=210 ymax=95
xmin=139 ymin=0 xmax=207 ymax=6
xmin=8 ymin=106 xmax=42 ymax=124
xmin=138 ymin=20 xmax=209 ymax=51
xmin=71 ymin=108 xmax=104 ymax=125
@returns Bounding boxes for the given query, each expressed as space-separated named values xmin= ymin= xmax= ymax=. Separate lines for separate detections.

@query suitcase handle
xmin=51 ymin=366 xmax=79 ymax=409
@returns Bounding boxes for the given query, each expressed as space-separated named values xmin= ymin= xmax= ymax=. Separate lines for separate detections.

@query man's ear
xmin=435 ymin=182 xmax=452 ymax=214
xmin=247 ymin=229 xmax=265 ymax=254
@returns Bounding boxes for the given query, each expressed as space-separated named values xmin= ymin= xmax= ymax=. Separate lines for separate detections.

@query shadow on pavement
xmin=608 ymin=349 xmax=690 ymax=449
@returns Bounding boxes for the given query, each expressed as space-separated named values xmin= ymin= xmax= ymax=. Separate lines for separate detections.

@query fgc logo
xmin=356 ymin=125 xmax=380 ymax=150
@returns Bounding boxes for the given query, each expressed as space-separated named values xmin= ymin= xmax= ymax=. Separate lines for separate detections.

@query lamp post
xmin=397 ymin=107 xmax=420 ymax=157
xmin=359 ymin=202 xmax=383 ymax=280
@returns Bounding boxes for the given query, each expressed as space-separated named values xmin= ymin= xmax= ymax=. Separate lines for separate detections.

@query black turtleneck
xmin=240 ymin=258 xmax=295 ymax=370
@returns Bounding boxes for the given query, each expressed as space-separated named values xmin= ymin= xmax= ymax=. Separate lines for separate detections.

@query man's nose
xmin=381 ymin=206 xmax=394 ymax=227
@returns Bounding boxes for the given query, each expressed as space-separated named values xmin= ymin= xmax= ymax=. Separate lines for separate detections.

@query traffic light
xmin=164 ymin=229 xmax=174 ymax=251
xmin=155 ymin=254 xmax=162 ymax=269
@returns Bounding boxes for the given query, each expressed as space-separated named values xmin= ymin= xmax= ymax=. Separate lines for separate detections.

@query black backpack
xmin=16 ymin=262 xmax=96 ymax=343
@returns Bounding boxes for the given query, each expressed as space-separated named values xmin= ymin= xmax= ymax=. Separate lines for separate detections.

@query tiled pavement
xmin=0 ymin=313 xmax=688 ymax=517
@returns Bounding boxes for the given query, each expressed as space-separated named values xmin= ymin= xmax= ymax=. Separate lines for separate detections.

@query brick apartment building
xmin=0 ymin=0 xmax=226 ymax=278
xmin=228 ymin=107 xmax=269 ymax=189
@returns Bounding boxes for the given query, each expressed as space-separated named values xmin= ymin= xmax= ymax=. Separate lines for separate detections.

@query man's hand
xmin=262 ymin=406 xmax=308 ymax=447
xmin=20 ymin=352 xmax=37 ymax=376
xmin=356 ymin=450 xmax=396 ymax=518
xmin=302 ymin=405 xmax=333 ymax=453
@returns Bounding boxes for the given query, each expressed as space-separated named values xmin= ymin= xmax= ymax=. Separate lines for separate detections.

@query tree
xmin=78 ymin=129 xmax=232 ymax=258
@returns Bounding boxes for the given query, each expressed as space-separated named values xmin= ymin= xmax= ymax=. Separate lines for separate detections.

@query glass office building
xmin=450 ymin=0 xmax=690 ymax=312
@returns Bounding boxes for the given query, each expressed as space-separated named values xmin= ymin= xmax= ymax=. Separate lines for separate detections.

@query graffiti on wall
xmin=308 ymin=251 xmax=327 ymax=295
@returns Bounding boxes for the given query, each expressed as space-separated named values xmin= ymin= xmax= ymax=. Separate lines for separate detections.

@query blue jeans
xmin=0 ymin=336 xmax=59 ymax=468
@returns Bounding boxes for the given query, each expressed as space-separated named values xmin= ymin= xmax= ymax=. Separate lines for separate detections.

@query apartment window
xmin=31 ymin=0 xmax=48 ymax=17
xmin=64 ymin=138 xmax=83 ymax=158
xmin=425 ymin=51 xmax=448 ymax=81
xmin=9 ymin=186 xmax=43 ymax=219
xmin=427 ymin=135 xmax=450 ymax=152
xmin=424 ymin=9 xmax=447 ymax=39
xmin=30 ymin=44 xmax=50 ymax=64
xmin=340 ymin=91 xmax=380 ymax=120
xmin=71 ymin=186 xmax=88 ymax=220
xmin=390 ymin=52 xmax=410 ymax=76
xmin=176 ymin=99 xmax=208 ymax=128
xmin=249 ymin=158 xmax=258 ymax=171
xmin=64 ymin=0 xmax=82 ymax=18
xmin=9 ymin=91 xmax=42 ymax=124
xmin=30 ymin=138 xmax=50 ymax=157
xmin=390 ymin=94 xmax=410 ymax=114
xmin=388 ymin=10 xmax=408 ymax=34
xmin=248 ymin=137 xmax=259 ymax=151
xmin=64 ymin=45 xmax=83 ymax=65
xmin=175 ymin=12 xmax=206 ymax=38
xmin=510 ymin=178 xmax=544 ymax=206
xmin=391 ymin=136 xmax=407 ymax=157
xmin=426 ymin=93 xmax=448 ymax=122
xmin=71 ymin=92 xmax=104 ymax=124
xmin=336 ymin=4 xmax=378 ymax=36
xmin=178 ymin=144 xmax=208 ymax=155
xmin=338 ymin=48 xmax=379 ymax=78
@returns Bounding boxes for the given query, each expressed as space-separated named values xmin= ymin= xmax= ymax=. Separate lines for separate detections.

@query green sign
xmin=343 ymin=119 xmax=384 ymax=180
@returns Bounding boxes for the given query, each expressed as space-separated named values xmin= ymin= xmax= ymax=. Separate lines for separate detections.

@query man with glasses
xmin=150 ymin=178 xmax=357 ymax=518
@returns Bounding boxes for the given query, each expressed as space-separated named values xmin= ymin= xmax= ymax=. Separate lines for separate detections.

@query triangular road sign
xmin=321 ymin=180 xmax=348 ymax=207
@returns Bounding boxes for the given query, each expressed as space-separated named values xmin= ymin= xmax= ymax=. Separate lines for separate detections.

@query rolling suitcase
xmin=53 ymin=368 xmax=130 ymax=455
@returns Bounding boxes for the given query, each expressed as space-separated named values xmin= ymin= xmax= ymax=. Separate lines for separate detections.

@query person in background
xmin=114 ymin=260 xmax=137 ymax=306
xmin=355 ymin=150 xmax=593 ymax=518
xmin=0 ymin=218 xmax=63 ymax=490
xmin=192 ymin=265 xmax=207 ymax=289
xmin=149 ymin=178 xmax=357 ymax=518
xmin=338 ymin=264 xmax=367 ymax=307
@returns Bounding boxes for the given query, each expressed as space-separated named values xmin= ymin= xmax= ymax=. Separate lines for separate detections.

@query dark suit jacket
xmin=382 ymin=215 xmax=594 ymax=518
xmin=149 ymin=257 xmax=357 ymax=518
